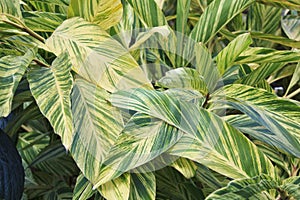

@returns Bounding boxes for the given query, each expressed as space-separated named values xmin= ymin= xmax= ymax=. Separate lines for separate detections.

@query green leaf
xmin=235 ymin=48 xmax=300 ymax=64
xmin=206 ymin=174 xmax=278 ymax=200
xmin=68 ymin=0 xmax=123 ymax=30
xmin=46 ymin=17 xmax=152 ymax=92
xmin=170 ymin=157 xmax=197 ymax=179
xmin=110 ymin=89 xmax=276 ymax=179
xmin=70 ymin=78 xmax=123 ymax=187
xmin=281 ymin=176 xmax=300 ymax=198
xmin=282 ymin=14 xmax=300 ymax=41
xmin=257 ymin=0 xmax=300 ymax=11
xmin=27 ymin=53 xmax=73 ymax=149
xmin=0 ymin=48 xmax=36 ymax=117
xmin=190 ymin=0 xmax=254 ymax=43
xmin=73 ymin=174 xmax=96 ymax=200
xmin=125 ymin=0 xmax=167 ymax=27
xmin=93 ymin=113 xmax=183 ymax=187
xmin=23 ymin=11 xmax=66 ymax=32
xmin=216 ymin=33 xmax=253 ymax=75
xmin=212 ymin=84 xmax=300 ymax=157
xmin=129 ymin=170 xmax=156 ymax=200
xmin=286 ymin=62 xmax=300 ymax=96
xmin=99 ymin=173 xmax=130 ymax=200
xmin=0 ymin=0 xmax=22 ymax=19
xmin=157 ymin=67 xmax=208 ymax=95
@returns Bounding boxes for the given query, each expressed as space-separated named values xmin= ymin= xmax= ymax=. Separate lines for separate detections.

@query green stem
xmin=1 ymin=16 xmax=45 ymax=43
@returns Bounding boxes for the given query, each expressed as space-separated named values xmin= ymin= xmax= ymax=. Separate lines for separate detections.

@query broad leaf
xmin=71 ymin=78 xmax=123 ymax=187
xmin=73 ymin=174 xmax=96 ymax=200
xmin=282 ymin=14 xmax=300 ymax=41
xmin=206 ymin=174 xmax=278 ymax=199
xmin=68 ymin=0 xmax=123 ymax=30
xmin=99 ymin=174 xmax=130 ymax=200
xmin=93 ymin=113 xmax=183 ymax=187
xmin=129 ymin=170 xmax=156 ymax=200
xmin=0 ymin=48 xmax=36 ymax=117
xmin=110 ymin=89 xmax=276 ymax=179
xmin=28 ymin=53 xmax=73 ymax=149
xmin=257 ymin=0 xmax=300 ymax=11
xmin=281 ymin=176 xmax=300 ymax=198
xmin=46 ymin=17 xmax=152 ymax=92
xmin=157 ymin=68 xmax=208 ymax=95
xmin=212 ymin=84 xmax=300 ymax=157
xmin=0 ymin=0 xmax=22 ymax=19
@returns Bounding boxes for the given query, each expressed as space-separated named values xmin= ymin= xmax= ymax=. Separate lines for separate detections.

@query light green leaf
xmin=99 ymin=174 xmax=130 ymax=200
xmin=125 ymin=0 xmax=167 ymax=27
xmin=93 ymin=113 xmax=183 ymax=187
xmin=110 ymin=89 xmax=276 ymax=179
xmin=281 ymin=176 xmax=300 ymax=198
xmin=216 ymin=33 xmax=253 ymax=75
xmin=282 ymin=14 xmax=300 ymax=41
xmin=73 ymin=174 xmax=96 ymax=200
xmin=257 ymin=0 xmax=300 ymax=11
xmin=68 ymin=0 xmax=123 ymax=30
xmin=212 ymin=84 xmax=300 ymax=157
xmin=190 ymin=0 xmax=254 ymax=43
xmin=286 ymin=62 xmax=300 ymax=96
xmin=71 ymin=78 xmax=123 ymax=187
xmin=206 ymin=174 xmax=278 ymax=200
xmin=0 ymin=0 xmax=22 ymax=19
xmin=46 ymin=17 xmax=152 ymax=92
xmin=28 ymin=53 xmax=73 ymax=149
xmin=0 ymin=48 xmax=36 ymax=117
xmin=235 ymin=48 xmax=300 ymax=64
xmin=23 ymin=11 xmax=66 ymax=32
xmin=157 ymin=67 xmax=208 ymax=95
xmin=129 ymin=171 xmax=156 ymax=200
xmin=170 ymin=157 xmax=197 ymax=179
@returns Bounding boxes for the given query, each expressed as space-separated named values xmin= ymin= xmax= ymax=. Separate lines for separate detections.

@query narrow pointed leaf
xmin=46 ymin=17 xmax=152 ymax=92
xmin=73 ymin=174 xmax=96 ymax=200
xmin=190 ymin=0 xmax=254 ymax=43
xmin=281 ymin=176 xmax=300 ymax=198
xmin=0 ymin=48 xmax=36 ymax=117
xmin=68 ymin=0 xmax=123 ymax=30
xmin=257 ymin=0 xmax=300 ymax=11
xmin=216 ymin=33 xmax=252 ymax=75
xmin=28 ymin=53 xmax=73 ymax=149
xmin=286 ymin=62 xmax=300 ymax=95
xmin=170 ymin=157 xmax=197 ymax=179
xmin=0 ymin=0 xmax=22 ymax=18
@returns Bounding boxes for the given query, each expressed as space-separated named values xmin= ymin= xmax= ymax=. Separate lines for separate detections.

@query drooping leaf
xmin=0 ymin=48 xmax=36 ymax=117
xmin=27 ymin=53 xmax=73 ymax=149
xmin=110 ymin=89 xmax=276 ymax=179
xmin=206 ymin=174 xmax=278 ymax=200
xmin=92 ymin=113 xmax=183 ymax=187
xmin=68 ymin=0 xmax=123 ymax=30
xmin=71 ymin=78 xmax=123 ymax=187
xmin=46 ymin=17 xmax=152 ymax=92
xmin=212 ymin=84 xmax=300 ymax=157
xmin=157 ymin=67 xmax=208 ymax=95
xmin=257 ymin=0 xmax=300 ymax=11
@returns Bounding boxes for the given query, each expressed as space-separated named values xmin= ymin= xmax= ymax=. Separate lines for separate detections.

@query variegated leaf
xmin=46 ymin=17 xmax=152 ymax=92
xmin=68 ymin=0 xmax=123 ymax=30
xmin=28 ymin=53 xmax=73 ymax=149
xmin=0 ymin=48 xmax=36 ymax=117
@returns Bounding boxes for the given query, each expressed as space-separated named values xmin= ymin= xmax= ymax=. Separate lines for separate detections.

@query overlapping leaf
xmin=71 ymin=78 xmax=123 ymax=187
xmin=129 ymin=170 xmax=156 ymax=200
xmin=46 ymin=17 xmax=152 ymax=92
xmin=99 ymin=174 xmax=130 ymax=200
xmin=68 ymin=0 xmax=123 ymax=30
xmin=257 ymin=0 xmax=300 ymax=11
xmin=212 ymin=84 xmax=300 ymax=157
xmin=0 ymin=48 xmax=36 ymax=117
xmin=110 ymin=89 xmax=276 ymax=180
xmin=27 ymin=53 xmax=73 ymax=149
